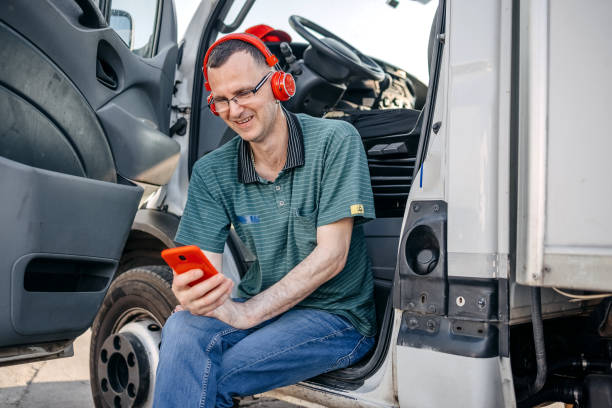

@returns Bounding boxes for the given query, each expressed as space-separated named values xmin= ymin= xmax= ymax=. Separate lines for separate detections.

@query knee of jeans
xmin=161 ymin=311 xmax=221 ymax=345
xmin=160 ymin=312 xmax=189 ymax=347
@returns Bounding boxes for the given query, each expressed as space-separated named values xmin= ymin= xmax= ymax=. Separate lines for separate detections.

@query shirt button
xmin=279 ymin=201 xmax=285 ymax=206
xmin=275 ymin=186 xmax=281 ymax=191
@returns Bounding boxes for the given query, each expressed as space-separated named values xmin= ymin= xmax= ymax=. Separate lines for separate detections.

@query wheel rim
xmin=97 ymin=310 xmax=162 ymax=408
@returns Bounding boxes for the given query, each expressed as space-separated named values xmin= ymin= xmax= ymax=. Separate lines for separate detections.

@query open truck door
xmin=0 ymin=0 xmax=179 ymax=371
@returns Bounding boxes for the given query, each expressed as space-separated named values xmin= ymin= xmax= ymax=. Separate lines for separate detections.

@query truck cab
xmin=1 ymin=1 xmax=612 ymax=407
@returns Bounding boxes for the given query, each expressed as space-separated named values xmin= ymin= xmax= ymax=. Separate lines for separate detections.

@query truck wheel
xmin=89 ymin=266 xmax=177 ymax=408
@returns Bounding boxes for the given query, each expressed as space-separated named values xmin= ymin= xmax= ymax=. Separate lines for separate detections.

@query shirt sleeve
xmin=174 ymin=164 xmax=230 ymax=253
xmin=317 ymin=121 xmax=376 ymax=227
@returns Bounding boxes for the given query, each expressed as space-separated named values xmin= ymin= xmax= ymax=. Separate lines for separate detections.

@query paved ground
xmin=0 ymin=331 xmax=94 ymax=408
xmin=0 ymin=330 xmax=298 ymax=407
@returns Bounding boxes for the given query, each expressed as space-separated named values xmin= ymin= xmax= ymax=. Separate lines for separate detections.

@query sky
xmin=174 ymin=0 xmax=437 ymax=83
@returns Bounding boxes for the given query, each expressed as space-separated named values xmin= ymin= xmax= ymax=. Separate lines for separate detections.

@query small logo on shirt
xmin=350 ymin=204 xmax=365 ymax=215
xmin=236 ymin=215 xmax=260 ymax=224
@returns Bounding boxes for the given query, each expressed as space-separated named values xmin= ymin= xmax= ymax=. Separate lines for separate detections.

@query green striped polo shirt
xmin=175 ymin=111 xmax=377 ymax=336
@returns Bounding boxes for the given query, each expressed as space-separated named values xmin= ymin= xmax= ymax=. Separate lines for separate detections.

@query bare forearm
xmin=244 ymin=244 xmax=346 ymax=326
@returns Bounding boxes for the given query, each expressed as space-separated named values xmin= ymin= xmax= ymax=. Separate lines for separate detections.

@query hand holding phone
xmin=161 ymin=245 xmax=219 ymax=287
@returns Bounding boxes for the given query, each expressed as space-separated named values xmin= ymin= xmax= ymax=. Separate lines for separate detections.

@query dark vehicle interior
xmin=190 ymin=5 xmax=441 ymax=388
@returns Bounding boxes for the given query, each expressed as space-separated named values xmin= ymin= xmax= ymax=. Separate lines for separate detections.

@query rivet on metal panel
xmin=408 ymin=318 xmax=418 ymax=329
xmin=427 ymin=304 xmax=436 ymax=314
xmin=456 ymin=296 xmax=465 ymax=307
xmin=413 ymin=204 xmax=420 ymax=212
xmin=407 ymin=302 xmax=415 ymax=309
xmin=542 ymin=266 xmax=551 ymax=274
xmin=426 ymin=319 xmax=436 ymax=332
xmin=432 ymin=122 xmax=442 ymax=134
xmin=477 ymin=297 xmax=486 ymax=309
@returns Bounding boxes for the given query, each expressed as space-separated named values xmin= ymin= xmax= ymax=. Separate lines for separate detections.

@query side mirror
xmin=110 ymin=9 xmax=134 ymax=49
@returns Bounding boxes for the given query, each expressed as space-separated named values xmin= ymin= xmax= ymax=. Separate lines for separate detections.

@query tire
xmin=89 ymin=266 xmax=177 ymax=408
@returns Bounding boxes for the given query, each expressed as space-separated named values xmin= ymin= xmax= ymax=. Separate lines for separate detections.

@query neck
xmin=250 ymin=106 xmax=289 ymax=177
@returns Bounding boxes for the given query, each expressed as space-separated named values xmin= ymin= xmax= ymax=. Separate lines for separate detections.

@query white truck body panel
xmin=397 ymin=348 xmax=513 ymax=408
xmin=517 ymin=0 xmax=612 ymax=290
xmin=445 ymin=0 xmax=512 ymax=280
xmin=395 ymin=1 xmax=514 ymax=406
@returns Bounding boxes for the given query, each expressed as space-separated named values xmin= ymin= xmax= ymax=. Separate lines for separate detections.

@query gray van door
xmin=0 ymin=0 xmax=179 ymax=364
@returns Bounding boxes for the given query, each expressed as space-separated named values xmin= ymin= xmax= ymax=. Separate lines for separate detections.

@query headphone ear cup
xmin=207 ymin=94 xmax=219 ymax=116
xmin=270 ymin=71 xmax=296 ymax=101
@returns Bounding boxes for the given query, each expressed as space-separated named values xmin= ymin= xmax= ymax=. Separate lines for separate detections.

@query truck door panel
xmin=0 ymin=0 xmax=178 ymax=358
xmin=0 ymin=0 xmax=180 ymax=186
xmin=0 ymin=156 xmax=142 ymax=346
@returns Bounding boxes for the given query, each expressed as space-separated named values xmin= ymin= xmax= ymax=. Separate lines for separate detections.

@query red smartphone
xmin=161 ymin=245 xmax=219 ymax=287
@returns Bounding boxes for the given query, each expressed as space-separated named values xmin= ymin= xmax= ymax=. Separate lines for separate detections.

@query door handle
xmin=96 ymin=58 xmax=118 ymax=89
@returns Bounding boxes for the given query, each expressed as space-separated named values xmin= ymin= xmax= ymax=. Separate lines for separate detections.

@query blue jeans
xmin=153 ymin=305 xmax=375 ymax=408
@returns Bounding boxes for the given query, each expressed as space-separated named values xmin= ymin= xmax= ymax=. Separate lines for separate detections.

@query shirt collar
xmin=238 ymin=107 xmax=304 ymax=184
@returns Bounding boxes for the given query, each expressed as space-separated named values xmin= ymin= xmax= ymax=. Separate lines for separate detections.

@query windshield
xmin=222 ymin=0 xmax=438 ymax=84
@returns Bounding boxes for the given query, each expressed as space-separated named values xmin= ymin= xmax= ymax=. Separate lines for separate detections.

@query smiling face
xmin=207 ymin=51 xmax=280 ymax=144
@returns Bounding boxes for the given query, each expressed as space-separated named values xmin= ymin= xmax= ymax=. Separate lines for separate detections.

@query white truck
xmin=1 ymin=0 xmax=611 ymax=407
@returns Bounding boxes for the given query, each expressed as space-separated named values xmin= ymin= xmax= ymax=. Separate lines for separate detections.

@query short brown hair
xmin=206 ymin=39 xmax=268 ymax=70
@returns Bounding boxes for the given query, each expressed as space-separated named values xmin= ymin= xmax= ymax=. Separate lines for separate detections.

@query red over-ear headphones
xmin=203 ymin=33 xmax=296 ymax=116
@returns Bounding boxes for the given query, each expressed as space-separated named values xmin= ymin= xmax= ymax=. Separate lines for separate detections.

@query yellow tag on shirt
xmin=350 ymin=204 xmax=365 ymax=215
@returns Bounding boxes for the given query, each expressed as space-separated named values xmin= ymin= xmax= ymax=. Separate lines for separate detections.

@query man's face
xmin=207 ymin=51 xmax=277 ymax=144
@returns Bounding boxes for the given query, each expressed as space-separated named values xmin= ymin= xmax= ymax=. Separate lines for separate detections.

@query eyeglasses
xmin=208 ymin=72 xmax=273 ymax=114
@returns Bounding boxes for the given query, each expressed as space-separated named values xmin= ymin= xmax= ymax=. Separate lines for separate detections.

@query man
xmin=153 ymin=34 xmax=376 ymax=408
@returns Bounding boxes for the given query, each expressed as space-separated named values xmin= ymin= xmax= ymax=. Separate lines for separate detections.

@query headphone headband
xmin=203 ymin=33 xmax=279 ymax=91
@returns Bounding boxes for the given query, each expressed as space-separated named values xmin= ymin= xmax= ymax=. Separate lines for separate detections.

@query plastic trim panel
xmin=0 ymin=156 xmax=142 ymax=346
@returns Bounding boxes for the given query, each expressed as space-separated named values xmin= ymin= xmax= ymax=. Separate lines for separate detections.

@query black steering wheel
xmin=289 ymin=15 xmax=385 ymax=82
